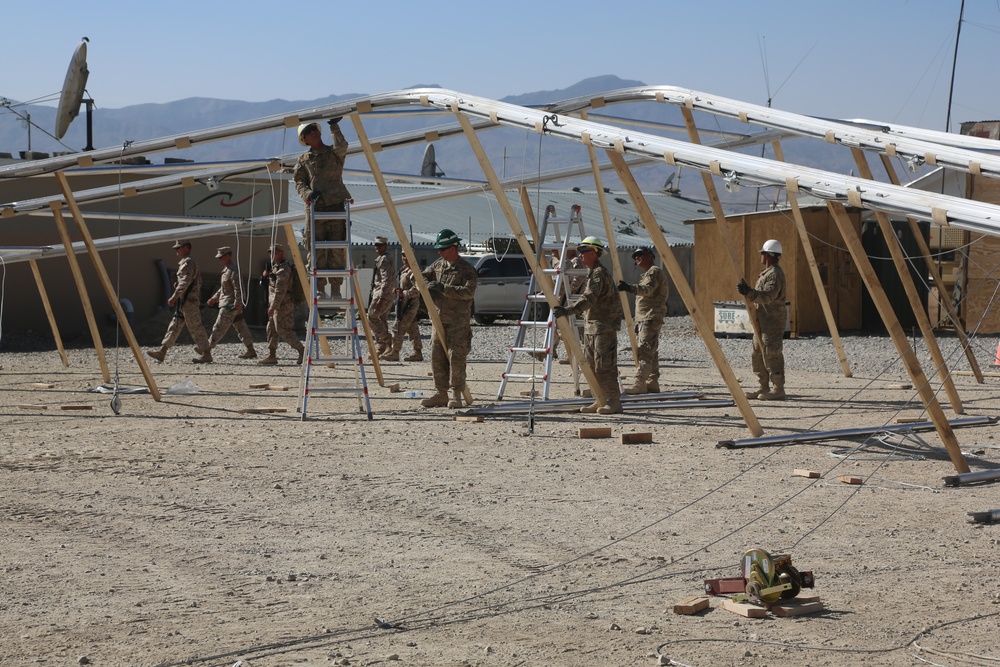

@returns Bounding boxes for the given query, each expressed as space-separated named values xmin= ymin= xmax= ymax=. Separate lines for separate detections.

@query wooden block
xmin=579 ymin=427 xmax=613 ymax=439
xmin=673 ymin=596 xmax=710 ymax=615
xmin=265 ymin=385 xmax=290 ymax=391
xmin=895 ymin=417 xmax=925 ymax=424
xmin=793 ymin=469 xmax=821 ymax=479
xmin=388 ymin=383 xmax=401 ymax=393
xmin=17 ymin=404 xmax=47 ymax=410
xmin=793 ymin=593 xmax=822 ymax=604
xmin=249 ymin=383 xmax=270 ymax=389
xmin=719 ymin=599 xmax=766 ymax=618
xmin=582 ymin=389 xmax=592 ymax=398
xmin=886 ymin=383 xmax=912 ymax=390
xmin=325 ymin=362 xmax=337 ymax=368
xmin=770 ymin=600 xmax=824 ymax=617
xmin=60 ymin=404 xmax=92 ymax=410
xmin=837 ymin=476 xmax=863 ymax=485
xmin=237 ymin=407 xmax=288 ymax=414
xmin=955 ymin=370 xmax=1000 ymax=377
xmin=31 ymin=383 xmax=55 ymax=389
xmin=621 ymin=432 xmax=653 ymax=444
xmin=454 ymin=415 xmax=484 ymax=423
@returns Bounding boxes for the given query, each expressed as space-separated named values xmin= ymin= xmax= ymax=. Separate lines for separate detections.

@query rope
xmin=109 ymin=140 xmax=134 ymax=415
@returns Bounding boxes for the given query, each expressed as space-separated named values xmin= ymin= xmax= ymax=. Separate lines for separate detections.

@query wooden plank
xmin=31 ymin=383 xmax=55 ymax=389
xmin=266 ymin=385 xmax=290 ymax=391
xmin=770 ymin=600 xmax=824 ymax=617
xmin=719 ymin=599 xmax=766 ymax=618
xmin=895 ymin=417 xmax=926 ymax=424
xmin=672 ymin=596 xmax=710 ymax=615
xmin=793 ymin=593 xmax=822 ymax=604
xmin=885 ymin=383 xmax=913 ymax=390
xmin=454 ymin=415 xmax=484 ymax=423
xmin=621 ymin=432 xmax=653 ymax=444
xmin=793 ymin=469 xmax=821 ymax=479
xmin=838 ymin=476 xmax=864 ymax=485
xmin=60 ymin=404 xmax=93 ymax=410
xmin=955 ymin=371 xmax=1000 ymax=377
xmin=17 ymin=404 xmax=48 ymax=410
xmin=248 ymin=383 xmax=270 ymax=389
xmin=388 ymin=383 xmax=401 ymax=393
xmin=579 ymin=427 xmax=613 ymax=439
xmin=237 ymin=407 xmax=288 ymax=414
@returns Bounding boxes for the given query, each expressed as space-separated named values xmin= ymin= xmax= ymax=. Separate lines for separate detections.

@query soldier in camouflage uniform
xmin=737 ymin=239 xmax=787 ymax=400
xmin=147 ymin=239 xmax=212 ymax=364
xmin=553 ymin=237 xmax=624 ymax=414
xmin=368 ymin=236 xmax=397 ymax=359
xmin=387 ymin=254 xmax=424 ymax=362
xmin=618 ymin=246 xmax=669 ymax=394
xmin=206 ymin=246 xmax=258 ymax=360
xmin=294 ymin=119 xmax=351 ymax=298
xmin=419 ymin=229 xmax=478 ymax=409
xmin=258 ymin=244 xmax=305 ymax=366
xmin=553 ymin=249 xmax=586 ymax=364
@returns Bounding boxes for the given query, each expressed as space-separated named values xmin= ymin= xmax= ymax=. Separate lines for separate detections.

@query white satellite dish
xmin=54 ymin=38 xmax=90 ymax=140
xmin=420 ymin=143 xmax=444 ymax=183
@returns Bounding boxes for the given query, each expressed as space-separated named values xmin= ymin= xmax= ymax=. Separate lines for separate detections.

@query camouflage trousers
xmin=751 ymin=327 xmax=785 ymax=389
xmin=431 ymin=323 xmax=472 ymax=392
xmin=367 ymin=297 xmax=393 ymax=348
xmin=161 ymin=300 xmax=210 ymax=353
xmin=266 ymin=300 xmax=303 ymax=352
xmin=306 ymin=206 xmax=346 ymax=296
xmin=634 ymin=319 xmax=663 ymax=384
xmin=391 ymin=300 xmax=422 ymax=353
xmin=583 ymin=330 xmax=621 ymax=406
xmin=209 ymin=308 xmax=254 ymax=348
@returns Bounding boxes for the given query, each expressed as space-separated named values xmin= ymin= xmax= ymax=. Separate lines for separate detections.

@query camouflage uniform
xmin=391 ymin=264 xmax=423 ymax=356
xmin=422 ymin=256 xmax=478 ymax=393
xmin=368 ymin=252 xmax=396 ymax=351
xmin=552 ymin=254 xmax=586 ymax=358
xmin=294 ymin=123 xmax=351 ymax=295
xmin=265 ymin=259 xmax=304 ymax=357
xmin=746 ymin=263 xmax=787 ymax=393
xmin=565 ymin=260 xmax=623 ymax=407
xmin=632 ymin=264 xmax=669 ymax=388
xmin=208 ymin=263 xmax=254 ymax=349
xmin=160 ymin=255 xmax=210 ymax=354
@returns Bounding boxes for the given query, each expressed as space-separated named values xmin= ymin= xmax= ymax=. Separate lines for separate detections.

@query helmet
xmin=631 ymin=245 xmax=654 ymax=259
xmin=434 ymin=228 xmax=461 ymax=249
xmin=577 ymin=236 xmax=605 ymax=254
xmin=297 ymin=122 xmax=319 ymax=146
xmin=761 ymin=239 xmax=782 ymax=255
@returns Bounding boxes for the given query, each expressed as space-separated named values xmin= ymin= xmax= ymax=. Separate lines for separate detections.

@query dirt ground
xmin=2 ymin=333 xmax=999 ymax=667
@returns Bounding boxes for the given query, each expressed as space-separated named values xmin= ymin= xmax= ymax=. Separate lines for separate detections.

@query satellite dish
xmin=420 ymin=144 xmax=437 ymax=178
xmin=54 ymin=38 xmax=90 ymax=140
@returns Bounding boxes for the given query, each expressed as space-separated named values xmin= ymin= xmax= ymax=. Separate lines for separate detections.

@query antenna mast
xmin=944 ymin=0 xmax=965 ymax=133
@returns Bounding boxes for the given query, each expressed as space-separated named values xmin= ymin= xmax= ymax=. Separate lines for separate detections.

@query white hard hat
xmin=761 ymin=239 xmax=782 ymax=255
xmin=297 ymin=122 xmax=319 ymax=146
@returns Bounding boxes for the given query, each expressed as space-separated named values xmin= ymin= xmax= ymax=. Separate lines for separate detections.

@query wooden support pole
xmin=350 ymin=113 xmax=474 ymax=405
xmin=29 ymin=259 xmax=69 ymax=368
xmin=771 ymin=141 xmax=852 ymax=377
xmin=579 ymin=110 xmax=640 ymax=366
xmin=451 ymin=108 xmax=607 ymax=406
xmin=852 ymin=148 xmax=963 ymax=413
xmin=828 ymin=201 xmax=968 ymax=473
xmin=878 ymin=154 xmax=984 ymax=384
xmin=607 ymin=150 xmax=763 ymax=437
xmin=352 ymin=271 xmax=385 ymax=385
xmin=49 ymin=204 xmax=111 ymax=384
xmin=282 ymin=223 xmax=333 ymax=358
xmin=55 ymin=171 xmax=161 ymax=401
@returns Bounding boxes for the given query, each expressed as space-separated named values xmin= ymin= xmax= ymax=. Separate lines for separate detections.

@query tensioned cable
xmin=109 ymin=140 xmax=134 ymax=415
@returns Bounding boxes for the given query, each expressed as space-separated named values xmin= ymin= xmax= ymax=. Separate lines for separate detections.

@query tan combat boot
xmin=420 ymin=390 xmax=450 ymax=408
xmin=381 ymin=350 xmax=400 ymax=362
xmin=579 ymin=402 xmax=601 ymax=413
xmin=597 ymin=401 xmax=624 ymax=415
xmin=238 ymin=345 xmax=257 ymax=359
xmin=646 ymin=380 xmax=660 ymax=394
xmin=296 ymin=347 xmax=305 ymax=365
xmin=258 ymin=349 xmax=278 ymax=365
xmin=623 ymin=381 xmax=647 ymax=395
xmin=146 ymin=346 xmax=167 ymax=362
xmin=193 ymin=350 xmax=213 ymax=364
xmin=758 ymin=380 xmax=786 ymax=400
xmin=447 ymin=389 xmax=464 ymax=409
xmin=404 ymin=350 xmax=423 ymax=362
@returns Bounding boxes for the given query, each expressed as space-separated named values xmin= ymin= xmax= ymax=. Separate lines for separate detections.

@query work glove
xmin=552 ymin=306 xmax=569 ymax=319
xmin=307 ymin=189 xmax=322 ymax=204
xmin=328 ymin=117 xmax=342 ymax=127
xmin=617 ymin=280 xmax=634 ymax=293
xmin=426 ymin=281 xmax=445 ymax=295
xmin=737 ymin=279 xmax=750 ymax=296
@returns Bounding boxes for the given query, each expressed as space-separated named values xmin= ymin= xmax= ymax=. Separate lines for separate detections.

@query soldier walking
xmin=738 ymin=239 xmax=787 ymax=400
xmin=386 ymin=254 xmax=423 ymax=362
xmin=147 ymin=239 xmax=212 ymax=364
xmin=206 ymin=246 xmax=258 ymax=360
xmin=259 ymin=243 xmax=305 ymax=366
xmin=369 ymin=236 xmax=397 ymax=358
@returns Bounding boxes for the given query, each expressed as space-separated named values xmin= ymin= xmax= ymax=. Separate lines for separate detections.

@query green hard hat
xmin=434 ymin=228 xmax=461 ymax=249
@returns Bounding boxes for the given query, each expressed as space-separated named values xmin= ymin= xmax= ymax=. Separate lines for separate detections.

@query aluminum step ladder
xmin=298 ymin=202 xmax=373 ymax=420
xmin=497 ymin=205 xmax=587 ymax=400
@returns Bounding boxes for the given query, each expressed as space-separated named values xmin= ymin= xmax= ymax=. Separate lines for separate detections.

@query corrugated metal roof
xmin=290 ymin=182 xmax=709 ymax=248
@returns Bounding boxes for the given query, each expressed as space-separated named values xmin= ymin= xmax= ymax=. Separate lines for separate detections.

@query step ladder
xmin=497 ymin=205 xmax=587 ymax=400
xmin=298 ymin=202 xmax=373 ymax=420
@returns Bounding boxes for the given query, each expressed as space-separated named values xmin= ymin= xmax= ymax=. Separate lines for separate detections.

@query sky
xmin=2 ymin=0 xmax=999 ymax=133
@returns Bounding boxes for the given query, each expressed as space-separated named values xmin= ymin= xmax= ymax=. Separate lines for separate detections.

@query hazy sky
xmin=3 ymin=0 xmax=997 ymax=132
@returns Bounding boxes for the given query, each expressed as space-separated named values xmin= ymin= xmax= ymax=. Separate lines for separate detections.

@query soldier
xmin=618 ymin=246 xmax=669 ymax=394
xmin=553 ymin=236 xmax=624 ymax=414
xmin=369 ymin=236 xmax=397 ymax=359
xmin=386 ymin=254 xmax=423 ymax=362
xmin=294 ymin=119 xmax=351 ymax=298
xmin=258 ymin=243 xmax=305 ymax=366
xmin=206 ymin=246 xmax=258 ymax=360
xmin=147 ymin=239 xmax=212 ymax=364
xmin=420 ymin=229 xmax=477 ymax=409
xmin=738 ymin=239 xmax=787 ymax=400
